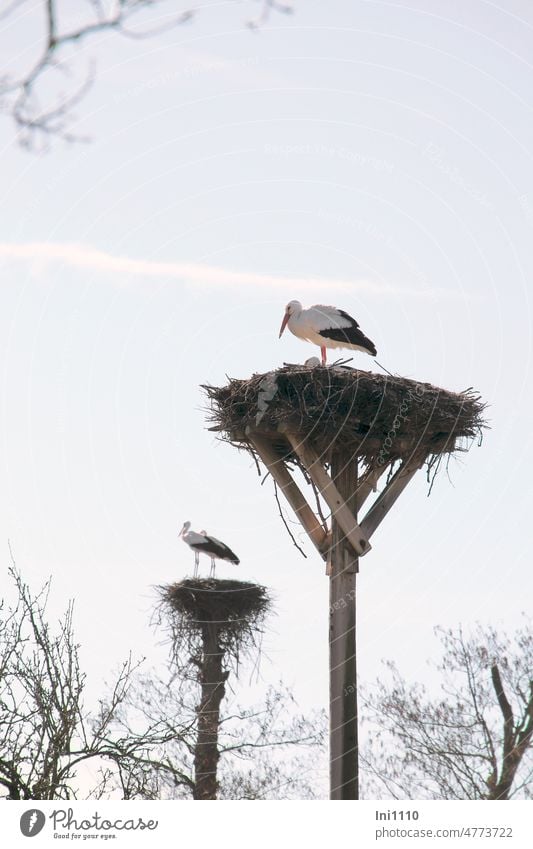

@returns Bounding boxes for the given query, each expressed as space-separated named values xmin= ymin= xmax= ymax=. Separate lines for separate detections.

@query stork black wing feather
xmin=318 ymin=310 xmax=377 ymax=355
xmin=192 ymin=536 xmax=240 ymax=564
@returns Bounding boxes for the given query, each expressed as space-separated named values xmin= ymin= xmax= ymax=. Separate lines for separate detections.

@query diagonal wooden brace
xmin=360 ymin=457 xmax=423 ymax=540
xmin=245 ymin=428 xmax=329 ymax=559
xmin=280 ymin=428 xmax=371 ymax=557
xmin=355 ymin=463 xmax=389 ymax=512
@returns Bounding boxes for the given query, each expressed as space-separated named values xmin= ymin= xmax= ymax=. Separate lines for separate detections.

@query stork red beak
xmin=279 ymin=312 xmax=289 ymax=338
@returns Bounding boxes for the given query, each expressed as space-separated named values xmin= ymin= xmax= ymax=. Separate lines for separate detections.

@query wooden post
xmin=193 ymin=622 xmax=227 ymax=800
xmin=329 ymin=451 xmax=359 ymax=800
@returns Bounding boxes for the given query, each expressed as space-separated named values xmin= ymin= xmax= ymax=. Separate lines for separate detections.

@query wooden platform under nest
xmin=204 ymin=364 xmax=486 ymax=468
xmin=203 ymin=364 xmax=487 ymax=561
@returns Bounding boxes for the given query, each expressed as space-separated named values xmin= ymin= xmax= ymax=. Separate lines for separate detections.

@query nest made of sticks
xmin=160 ymin=579 xmax=272 ymax=672
xmin=164 ymin=579 xmax=270 ymax=628
xmin=203 ymin=364 xmax=486 ymax=468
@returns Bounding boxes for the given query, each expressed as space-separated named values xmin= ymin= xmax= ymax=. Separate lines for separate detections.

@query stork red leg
xmin=321 ymin=345 xmax=327 ymax=366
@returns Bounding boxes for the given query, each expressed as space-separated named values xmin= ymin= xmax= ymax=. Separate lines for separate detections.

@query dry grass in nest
xmin=159 ymin=579 xmax=272 ymax=672
xmin=203 ymin=364 xmax=486 ymax=470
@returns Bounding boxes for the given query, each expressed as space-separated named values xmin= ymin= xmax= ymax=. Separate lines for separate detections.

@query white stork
xmin=279 ymin=300 xmax=377 ymax=366
xmin=179 ymin=521 xmax=240 ymax=578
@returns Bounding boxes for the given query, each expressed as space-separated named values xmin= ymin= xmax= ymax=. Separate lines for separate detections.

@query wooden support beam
xmin=355 ymin=464 xmax=388 ymax=512
xmin=329 ymin=452 xmax=358 ymax=800
xmin=246 ymin=429 xmax=329 ymax=559
xmin=360 ymin=458 xmax=423 ymax=541
xmin=281 ymin=428 xmax=371 ymax=557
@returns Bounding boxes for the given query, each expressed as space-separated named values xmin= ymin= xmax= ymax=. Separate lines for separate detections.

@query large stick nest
xmin=160 ymin=579 xmax=272 ymax=673
xmin=203 ymin=364 xmax=486 ymax=468
xmin=164 ymin=579 xmax=270 ymax=628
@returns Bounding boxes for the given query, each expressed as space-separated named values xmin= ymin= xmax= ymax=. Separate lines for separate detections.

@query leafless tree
xmin=0 ymin=564 xmax=196 ymax=799
xmin=119 ymin=674 xmax=326 ymax=799
xmin=361 ymin=622 xmax=533 ymax=800
xmin=0 ymin=0 xmax=293 ymax=147
xmin=0 ymin=564 xmax=325 ymax=799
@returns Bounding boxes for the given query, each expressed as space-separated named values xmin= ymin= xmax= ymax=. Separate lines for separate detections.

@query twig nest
xmin=159 ymin=579 xmax=272 ymax=672
xmin=203 ymin=365 xmax=486 ymax=468
xmin=163 ymin=578 xmax=270 ymax=628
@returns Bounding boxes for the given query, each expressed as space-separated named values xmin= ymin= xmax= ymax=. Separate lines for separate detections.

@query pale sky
xmin=1 ymin=0 xmax=532 ymax=784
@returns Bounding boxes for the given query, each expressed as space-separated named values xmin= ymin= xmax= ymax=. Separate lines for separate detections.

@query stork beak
xmin=279 ymin=312 xmax=289 ymax=338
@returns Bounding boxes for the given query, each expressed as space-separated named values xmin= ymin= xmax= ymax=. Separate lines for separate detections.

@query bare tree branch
xmin=362 ymin=622 xmax=533 ymax=800
xmin=0 ymin=0 xmax=294 ymax=147
xmin=490 ymin=663 xmax=533 ymax=799
xmin=0 ymin=562 xmax=192 ymax=799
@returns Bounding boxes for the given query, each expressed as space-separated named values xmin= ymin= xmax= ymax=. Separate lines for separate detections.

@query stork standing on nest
xmin=279 ymin=300 xmax=377 ymax=365
xmin=179 ymin=521 xmax=240 ymax=578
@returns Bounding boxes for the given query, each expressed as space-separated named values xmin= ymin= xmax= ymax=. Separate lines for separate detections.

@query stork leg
xmin=209 ymin=557 xmax=216 ymax=579
xmin=193 ymin=551 xmax=199 ymax=578
xmin=321 ymin=345 xmax=327 ymax=366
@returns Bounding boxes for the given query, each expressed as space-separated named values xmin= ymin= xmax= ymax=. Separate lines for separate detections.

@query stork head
xmin=179 ymin=521 xmax=191 ymax=537
xmin=279 ymin=300 xmax=302 ymax=338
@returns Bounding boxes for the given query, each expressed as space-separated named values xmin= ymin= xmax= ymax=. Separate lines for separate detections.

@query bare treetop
xmin=362 ymin=622 xmax=533 ymax=801
xmin=0 ymin=0 xmax=293 ymax=148
xmin=0 ymin=563 xmax=196 ymax=799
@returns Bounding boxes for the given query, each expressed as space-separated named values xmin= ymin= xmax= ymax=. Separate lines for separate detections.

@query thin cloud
xmin=0 ymin=241 xmax=447 ymax=298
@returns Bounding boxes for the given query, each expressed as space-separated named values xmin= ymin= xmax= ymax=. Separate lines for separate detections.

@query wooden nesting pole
xmin=203 ymin=365 xmax=485 ymax=802
xmin=194 ymin=622 xmax=227 ymax=800
xmin=329 ymin=452 xmax=359 ymax=800
xmin=162 ymin=579 xmax=271 ymax=800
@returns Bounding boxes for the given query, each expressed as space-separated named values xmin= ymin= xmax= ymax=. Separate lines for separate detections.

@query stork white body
xmin=179 ymin=521 xmax=240 ymax=578
xmin=279 ymin=300 xmax=377 ymax=365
